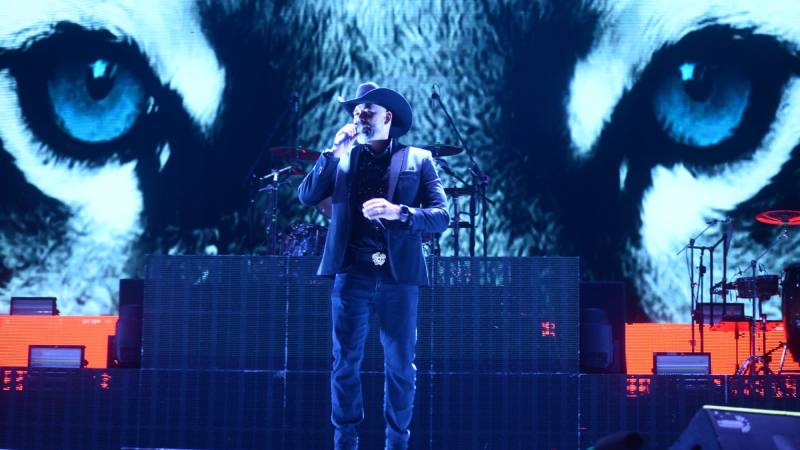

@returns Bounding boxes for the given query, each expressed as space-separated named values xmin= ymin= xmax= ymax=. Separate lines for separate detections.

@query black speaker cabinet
xmin=580 ymin=281 xmax=626 ymax=373
xmin=671 ymin=405 xmax=800 ymax=449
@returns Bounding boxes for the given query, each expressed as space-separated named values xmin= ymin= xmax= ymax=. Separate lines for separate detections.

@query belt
xmin=350 ymin=250 xmax=388 ymax=267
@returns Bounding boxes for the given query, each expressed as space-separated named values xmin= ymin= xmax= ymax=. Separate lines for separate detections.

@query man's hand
xmin=330 ymin=123 xmax=358 ymax=158
xmin=362 ymin=198 xmax=401 ymax=221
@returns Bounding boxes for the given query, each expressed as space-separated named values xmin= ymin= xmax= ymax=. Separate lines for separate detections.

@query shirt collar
xmin=362 ymin=138 xmax=394 ymax=158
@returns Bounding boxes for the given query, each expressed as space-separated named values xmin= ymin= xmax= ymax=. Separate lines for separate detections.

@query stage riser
xmin=143 ymin=256 xmax=580 ymax=374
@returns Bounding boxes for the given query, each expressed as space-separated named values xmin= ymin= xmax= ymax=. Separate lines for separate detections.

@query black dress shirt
xmin=347 ymin=140 xmax=395 ymax=256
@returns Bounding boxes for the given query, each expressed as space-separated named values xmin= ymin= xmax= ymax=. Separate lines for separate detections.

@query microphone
xmin=334 ymin=127 xmax=360 ymax=146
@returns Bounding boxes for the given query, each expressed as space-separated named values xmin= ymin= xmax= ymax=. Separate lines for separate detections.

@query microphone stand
xmin=677 ymin=221 xmax=715 ymax=353
xmin=431 ymin=85 xmax=495 ymax=257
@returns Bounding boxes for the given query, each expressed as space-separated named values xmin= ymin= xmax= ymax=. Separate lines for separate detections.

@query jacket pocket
xmin=395 ymin=171 xmax=420 ymax=204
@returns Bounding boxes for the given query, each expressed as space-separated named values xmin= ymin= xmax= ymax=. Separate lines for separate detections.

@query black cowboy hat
xmin=338 ymin=82 xmax=413 ymax=137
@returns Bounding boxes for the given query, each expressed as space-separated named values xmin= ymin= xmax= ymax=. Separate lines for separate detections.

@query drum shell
xmin=782 ymin=264 xmax=800 ymax=361
xmin=734 ymin=275 xmax=779 ymax=300
xmin=280 ymin=224 xmax=328 ymax=256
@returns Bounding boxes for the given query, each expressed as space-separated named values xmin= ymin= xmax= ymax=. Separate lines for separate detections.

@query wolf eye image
xmin=4 ymin=3 xmax=800 ymax=450
xmin=0 ymin=0 xmax=798 ymax=324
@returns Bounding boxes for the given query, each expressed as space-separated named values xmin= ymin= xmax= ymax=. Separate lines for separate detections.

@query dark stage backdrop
xmin=0 ymin=1 xmax=798 ymax=322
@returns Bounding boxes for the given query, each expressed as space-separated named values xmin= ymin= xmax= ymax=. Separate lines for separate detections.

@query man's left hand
xmin=362 ymin=198 xmax=401 ymax=220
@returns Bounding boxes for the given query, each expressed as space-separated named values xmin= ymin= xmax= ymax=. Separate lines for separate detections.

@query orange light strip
xmin=625 ymin=323 xmax=800 ymax=374
xmin=0 ymin=316 xmax=116 ymax=368
xmin=1 ymin=316 xmax=798 ymax=374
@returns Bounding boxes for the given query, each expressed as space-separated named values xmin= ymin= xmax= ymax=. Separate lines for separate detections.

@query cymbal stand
xmin=431 ymin=85 xmax=495 ymax=257
xmin=259 ymin=166 xmax=297 ymax=255
xmin=435 ymin=158 xmax=470 ymax=257
xmin=736 ymin=227 xmax=790 ymax=375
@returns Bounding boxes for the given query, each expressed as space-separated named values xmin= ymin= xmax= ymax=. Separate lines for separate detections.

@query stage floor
xmin=2 ymin=368 xmax=799 ymax=449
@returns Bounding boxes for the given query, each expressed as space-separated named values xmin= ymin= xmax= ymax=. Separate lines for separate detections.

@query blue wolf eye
xmin=629 ymin=26 xmax=800 ymax=167
xmin=653 ymin=62 xmax=751 ymax=147
xmin=47 ymin=57 xmax=147 ymax=143
xmin=3 ymin=23 xmax=165 ymax=164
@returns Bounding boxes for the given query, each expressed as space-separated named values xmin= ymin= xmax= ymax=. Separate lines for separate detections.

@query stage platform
xmin=2 ymin=369 xmax=799 ymax=449
xmin=2 ymin=256 xmax=799 ymax=449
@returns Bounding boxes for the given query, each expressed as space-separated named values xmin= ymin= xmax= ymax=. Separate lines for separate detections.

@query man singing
xmin=298 ymin=82 xmax=449 ymax=450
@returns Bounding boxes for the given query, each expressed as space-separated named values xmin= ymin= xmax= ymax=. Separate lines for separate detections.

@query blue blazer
xmin=298 ymin=143 xmax=449 ymax=285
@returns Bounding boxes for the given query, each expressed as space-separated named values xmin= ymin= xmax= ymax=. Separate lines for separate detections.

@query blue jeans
xmin=331 ymin=263 xmax=418 ymax=449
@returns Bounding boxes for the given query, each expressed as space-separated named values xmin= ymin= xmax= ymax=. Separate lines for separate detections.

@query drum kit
xmin=682 ymin=209 xmax=800 ymax=375
xmin=253 ymin=143 xmax=480 ymax=257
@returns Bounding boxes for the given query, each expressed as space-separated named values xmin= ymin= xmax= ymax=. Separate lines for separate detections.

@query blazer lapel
xmin=386 ymin=144 xmax=409 ymax=202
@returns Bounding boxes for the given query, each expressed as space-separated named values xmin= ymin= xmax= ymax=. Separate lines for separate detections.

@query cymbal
xmin=413 ymin=144 xmax=463 ymax=157
xmin=270 ymin=146 xmax=320 ymax=161
xmin=444 ymin=187 xmax=474 ymax=198
xmin=755 ymin=210 xmax=800 ymax=225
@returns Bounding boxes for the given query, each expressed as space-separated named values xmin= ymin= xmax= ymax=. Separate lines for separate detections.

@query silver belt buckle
xmin=371 ymin=251 xmax=387 ymax=266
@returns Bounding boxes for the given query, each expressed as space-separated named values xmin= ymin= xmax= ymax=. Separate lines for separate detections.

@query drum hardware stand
xmin=733 ymin=320 xmax=743 ymax=373
xmin=259 ymin=166 xmax=299 ymax=255
xmin=435 ymin=158 xmax=471 ymax=257
xmin=775 ymin=341 xmax=800 ymax=374
xmin=243 ymin=92 xmax=300 ymax=254
xmin=431 ymin=85 xmax=494 ymax=257
xmin=736 ymin=226 xmax=790 ymax=375
xmin=429 ymin=235 xmax=442 ymax=257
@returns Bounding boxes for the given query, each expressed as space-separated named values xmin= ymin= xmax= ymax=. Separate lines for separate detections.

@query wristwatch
xmin=399 ymin=205 xmax=411 ymax=223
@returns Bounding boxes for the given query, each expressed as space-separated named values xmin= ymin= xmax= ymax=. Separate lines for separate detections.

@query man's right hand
xmin=331 ymin=123 xmax=358 ymax=158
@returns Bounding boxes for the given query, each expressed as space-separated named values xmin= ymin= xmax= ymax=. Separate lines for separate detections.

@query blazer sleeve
xmin=298 ymin=152 xmax=338 ymax=206
xmin=404 ymin=154 xmax=450 ymax=233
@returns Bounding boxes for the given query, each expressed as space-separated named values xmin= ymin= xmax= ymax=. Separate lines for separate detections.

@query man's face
xmin=352 ymin=103 xmax=391 ymax=142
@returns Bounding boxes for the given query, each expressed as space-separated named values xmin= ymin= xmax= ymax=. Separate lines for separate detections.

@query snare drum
xmin=280 ymin=224 xmax=328 ymax=256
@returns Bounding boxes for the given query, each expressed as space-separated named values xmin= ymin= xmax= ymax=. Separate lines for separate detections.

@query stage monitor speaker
xmin=653 ymin=352 xmax=710 ymax=375
xmin=10 ymin=297 xmax=58 ymax=315
xmin=580 ymin=281 xmax=626 ymax=373
xmin=115 ymin=279 xmax=144 ymax=368
xmin=671 ymin=405 xmax=800 ymax=450
xmin=119 ymin=278 xmax=144 ymax=307
xmin=28 ymin=345 xmax=86 ymax=368
xmin=115 ymin=304 xmax=142 ymax=368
